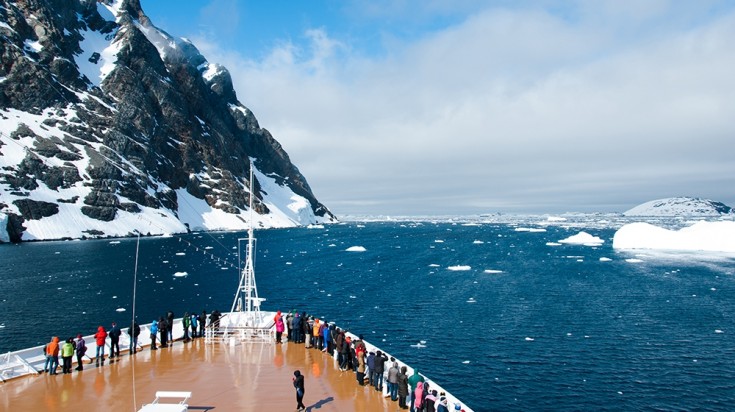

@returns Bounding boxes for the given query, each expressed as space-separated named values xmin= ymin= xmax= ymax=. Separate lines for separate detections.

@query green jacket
xmin=408 ymin=370 xmax=424 ymax=391
xmin=61 ymin=341 xmax=75 ymax=357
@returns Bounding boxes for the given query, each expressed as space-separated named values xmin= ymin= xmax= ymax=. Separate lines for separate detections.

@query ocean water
xmin=1 ymin=218 xmax=734 ymax=410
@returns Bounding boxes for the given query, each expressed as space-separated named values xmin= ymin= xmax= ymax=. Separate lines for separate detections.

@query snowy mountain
xmin=0 ymin=0 xmax=336 ymax=242
xmin=623 ymin=197 xmax=733 ymax=217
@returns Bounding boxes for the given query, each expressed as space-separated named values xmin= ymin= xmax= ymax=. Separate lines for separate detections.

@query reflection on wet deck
xmin=1 ymin=339 xmax=400 ymax=411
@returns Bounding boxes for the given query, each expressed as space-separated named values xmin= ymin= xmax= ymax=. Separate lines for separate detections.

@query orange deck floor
xmin=1 ymin=338 xmax=403 ymax=411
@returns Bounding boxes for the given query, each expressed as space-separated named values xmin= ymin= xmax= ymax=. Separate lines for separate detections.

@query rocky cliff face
xmin=0 ymin=0 xmax=336 ymax=241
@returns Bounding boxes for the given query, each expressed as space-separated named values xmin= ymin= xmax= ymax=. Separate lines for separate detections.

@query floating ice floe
xmin=515 ymin=228 xmax=547 ymax=233
xmin=447 ymin=265 xmax=471 ymax=271
xmin=715 ymin=330 xmax=724 ymax=334
xmin=625 ymin=258 xmax=644 ymax=263
xmin=558 ymin=231 xmax=604 ymax=246
xmin=109 ymin=241 xmax=120 ymax=244
xmin=473 ymin=240 xmax=484 ymax=244
xmin=466 ymin=298 xmax=476 ymax=303
xmin=346 ymin=246 xmax=366 ymax=252
xmin=599 ymin=257 xmax=612 ymax=262
xmin=428 ymin=264 xmax=440 ymax=267
xmin=462 ymin=360 xmax=470 ymax=364
xmin=613 ymin=221 xmax=735 ymax=253
xmin=176 ymin=252 xmax=186 ymax=256
xmin=173 ymin=272 xmax=188 ymax=277
xmin=484 ymin=269 xmax=503 ymax=274
xmin=546 ymin=242 xmax=562 ymax=246
xmin=410 ymin=342 xmax=427 ymax=348
xmin=525 ymin=337 xmax=534 ymax=341
xmin=116 ymin=308 xmax=126 ymax=312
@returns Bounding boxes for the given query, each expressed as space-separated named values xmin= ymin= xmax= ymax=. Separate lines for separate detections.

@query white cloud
xmin=191 ymin=4 xmax=735 ymax=215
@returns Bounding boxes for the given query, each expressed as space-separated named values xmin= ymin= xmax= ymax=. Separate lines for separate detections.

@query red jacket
xmin=95 ymin=326 xmax=107 ymax=346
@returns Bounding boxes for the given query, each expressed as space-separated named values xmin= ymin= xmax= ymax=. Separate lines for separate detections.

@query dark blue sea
xmin=1 ymin=218 xmax=734 ymax=411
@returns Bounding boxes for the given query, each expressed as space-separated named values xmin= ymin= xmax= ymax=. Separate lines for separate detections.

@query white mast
xmin=229 ymin=159 xmax=262 ymax=327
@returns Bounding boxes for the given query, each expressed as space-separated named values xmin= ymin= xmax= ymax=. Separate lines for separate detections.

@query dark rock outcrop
xmin=0 ymin=0 xmax=336 ymax=242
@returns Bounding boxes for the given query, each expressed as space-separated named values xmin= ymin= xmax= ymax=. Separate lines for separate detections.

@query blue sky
xmin=140 ymin=1 xmax=735 ymax=216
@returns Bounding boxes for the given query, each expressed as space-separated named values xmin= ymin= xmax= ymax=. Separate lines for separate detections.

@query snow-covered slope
xmin=623 ymin=197 xmax=733 ymax=217
xmin=0 ymin=0 xmax=336 ymax=242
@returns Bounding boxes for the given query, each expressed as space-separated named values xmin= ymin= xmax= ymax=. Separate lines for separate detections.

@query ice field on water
xmin=1 ymin=216 xmax=734 ymax=410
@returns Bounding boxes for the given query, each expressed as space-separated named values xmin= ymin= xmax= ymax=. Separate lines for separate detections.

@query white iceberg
xmin=558 ymin=231 xmax=604 ymax=246
xmin=447 ymin=265 xmax=471 ymax=271
xmin=612 ymin=221 xmax=735 ymax=253
xmin=346 ymin=246 xmax=367 ymax=252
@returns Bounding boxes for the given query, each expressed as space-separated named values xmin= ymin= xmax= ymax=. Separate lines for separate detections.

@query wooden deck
xmin=0 ymin=338 xmax=401 ymax=411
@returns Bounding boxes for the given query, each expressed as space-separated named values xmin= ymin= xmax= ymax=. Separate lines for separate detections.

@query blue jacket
xmin=150 ymin=321 xmax=158 ymax=335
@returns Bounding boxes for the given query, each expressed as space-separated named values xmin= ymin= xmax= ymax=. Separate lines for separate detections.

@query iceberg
xmin=558 ymin=231 xmax=604 ymax=246
xmin=613 ymin=221 xmax=735 ymax=253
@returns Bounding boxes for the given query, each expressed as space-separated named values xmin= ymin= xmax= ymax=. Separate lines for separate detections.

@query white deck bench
xmin=138 ymin=391 xmax=191 ymax=412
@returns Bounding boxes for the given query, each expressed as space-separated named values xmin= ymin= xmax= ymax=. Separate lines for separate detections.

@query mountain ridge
xmin=0 ymin=0 xmax=336 ymax=242
xmin=623 ymin=197 xmax=733 ymax=217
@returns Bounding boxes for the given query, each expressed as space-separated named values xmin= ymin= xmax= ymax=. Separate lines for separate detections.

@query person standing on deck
xmin=316 ymin=319 xmax=325 ymax=350
xmin=158 ymin=317 xmax=168 ymax=348
xmin=108 ymin=322 xmax=121 ymax=359
xmin=128 ymin=321 xmax=140 ymax=354
xmin=366 ymin=351 xmax=376 ymax=386
xmin=397 ymin=366 xmax=410 ymax=409
xmin=94 ymin=326 xmax=107 ymax=367
xmin=74 ymin=334 xmax=86 ymax=371
xmin=199 ymin=310 xmax=207 ymax=337
xmin=43 ymin=336 xmax=60 ymax=374
xmin=373 ymin=350 xmax=388 ymax=392
xmin=339 ymin=335 xmax=351 ymax=371
xmin=436 ymin=397 xmax=450 ymax=412
xmin=414 ymin=382 xmax=426 ymax=412
xmin=322 ymin=322 xmax=331 ymax=353
xmin=166 ymin=310 xmax=174 ymax=343
xmin=286 ymin=310 xmax=294 ymax=341
xmin=408 ymin=369 xmax=425 ymax=411
xmin=61 ymin=338 xmax=74 ymax=374
xmin=356 ymin=342 xmax=367 ymax=385
xmin=190 ymin=312 xmax=198 ymax=339
xmin=424 ymin=389 xmax=438 ymax=412
xmin=292 ymin=312 xmax=302 ymax=343
xmin=387 ymin=359 xmax=400 ymax=401
xmin=275 ymin=313 xmax=285 ymax=343
xmin=293 ymin=369 xmax=306 ymax=411
xmin=304 ymin=314 xmax=313 ymax=348
xmin=210 ymin=309 xmax=221 ymax=333
xmin=150 ymin=319 xmax=158 ymax=350
xmin=182 ymin=312 xmax=191 ymax=342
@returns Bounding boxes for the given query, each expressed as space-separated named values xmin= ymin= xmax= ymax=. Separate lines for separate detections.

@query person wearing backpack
xmin=128 ymin=321 xmax=141 ymax=354
xmin=75 ymin=334 xmax=87 ymax=371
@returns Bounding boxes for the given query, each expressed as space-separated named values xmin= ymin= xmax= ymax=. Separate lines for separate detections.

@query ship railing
xmin=1 ymin=351 xmax=39 ymax=382
xmin=204 ymin=312 xmax=274 ymax=344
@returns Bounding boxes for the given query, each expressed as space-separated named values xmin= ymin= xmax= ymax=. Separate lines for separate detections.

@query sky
xmin=139 ymin=0 xmax=735 ymax=217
